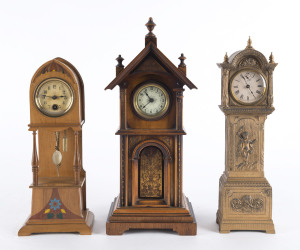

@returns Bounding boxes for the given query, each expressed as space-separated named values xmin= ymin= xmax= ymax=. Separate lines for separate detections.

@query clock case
xmin=105 ymin=18 xmax=197 ymax=235
xmin=216 ymin=39 xmax=277 ymax=233
xmin=18 ymin=58 xmax=94 ymax=236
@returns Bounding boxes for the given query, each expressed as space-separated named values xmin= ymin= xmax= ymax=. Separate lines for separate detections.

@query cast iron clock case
xmin=105 ymin=18 xmax=198 ymax=235
xmin=216 ymin=38 xmax=277 ymax=233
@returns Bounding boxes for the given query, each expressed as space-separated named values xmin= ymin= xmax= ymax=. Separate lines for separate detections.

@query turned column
xmin=174 ymin=88 xmax=184 ymax=130
xmin=73 ymin=130 xmax=80 ymax=185
xmin=32 ymin=130 xmax=39 ymax=186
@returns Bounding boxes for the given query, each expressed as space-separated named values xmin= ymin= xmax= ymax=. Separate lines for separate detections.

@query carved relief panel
xmin=226 ymin=115 xmax=266 ymax=173
xmin=224 ymin=188 xmax=272 ymax=218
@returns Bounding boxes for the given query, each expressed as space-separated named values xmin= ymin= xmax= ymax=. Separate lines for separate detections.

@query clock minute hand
xmin=247 ymin=86 xmax=256 ymax=99
xmin=241 ymin=74 xmax=256 ymax=99
xmin=142 ymin=101 xmax=151 ymax=109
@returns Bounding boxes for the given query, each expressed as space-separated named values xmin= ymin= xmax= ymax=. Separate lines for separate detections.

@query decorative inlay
xmin=30 ymin=188 xmax=82 ymax=220
xmin=231 ymin=195 xmax=264 ymax=213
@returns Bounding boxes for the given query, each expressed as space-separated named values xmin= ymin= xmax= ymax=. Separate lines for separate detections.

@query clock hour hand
xmin=144 ymin=91 xmax=151 ymax=99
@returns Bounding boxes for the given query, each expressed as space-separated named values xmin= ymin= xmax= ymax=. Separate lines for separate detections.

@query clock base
xmin=216 ymin=173 xmax=275 ymax=234
xmin=216 ymin=211 xmax=275 ymax=234
xmin=18 ymin=210 xmax=94 ymax=236
xmin=106 ymin=195 xmax=197 ymax=235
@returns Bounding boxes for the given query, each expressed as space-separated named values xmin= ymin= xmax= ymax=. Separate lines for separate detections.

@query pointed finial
xmin=246 ymin=36 xmax=253 ymax=49
xmin=224 ymin=52 xmax=229 ymax=63
xmin=269 ymin=52 xmax=275 ymax=63
xmin=178 ymin=53 xmax=186 ymax=67
xmin=178 ymin=53 xmax=186 ymax=75
xmin=116 ymin=55 xmax=124 ymax=75
xmin=146 ymin=17 xmax=156 ymax=36
xmin=145 ymin=17 xmax=157 ymax=46
xmin=116 ymin=55 xmax=124 ymax=67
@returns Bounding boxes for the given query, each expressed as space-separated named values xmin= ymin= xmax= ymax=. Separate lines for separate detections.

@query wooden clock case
xmin=216 ymin=39 xmax=277 ymax=233
xmin=105 ymin=18 xmax=197 ymax=235
xmin=18 ymin=58 xmax=94 ymax=236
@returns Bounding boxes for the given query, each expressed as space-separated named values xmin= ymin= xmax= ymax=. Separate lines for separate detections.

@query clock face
xmin=34 ymin=78 xmax=74 ymax=117
xmin=133 ymin=83 xmax=170 ymax=119
xmin=231 ymin=70 xmax=266 ymax=104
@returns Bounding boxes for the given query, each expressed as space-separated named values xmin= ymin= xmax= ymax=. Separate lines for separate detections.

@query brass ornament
xmin=139 ymin=146 xmax=163 ymax=198
xmin=231 ymin=195 xmax=264 ymax=213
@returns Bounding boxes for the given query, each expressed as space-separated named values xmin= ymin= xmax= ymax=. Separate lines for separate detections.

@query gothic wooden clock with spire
xmin=216 ymin=38 xmax=277 ymax=233
xmin=105 ymin=18 xmax=197 ymax=235
xmin=18 ymin=58 xmax=94 ymax=236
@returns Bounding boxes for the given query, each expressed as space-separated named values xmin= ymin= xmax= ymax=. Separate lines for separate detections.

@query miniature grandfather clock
xmin=18 ymin=58 xmax=94 ymax=236
xmin=216 ymin=38 xmax=277 ymax=233
xmin=105 ymin=18 xmax=197 ymax=235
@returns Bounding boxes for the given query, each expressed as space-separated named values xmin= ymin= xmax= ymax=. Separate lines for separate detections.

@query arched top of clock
xmin=29 ymin=58 xmax=85 ymax=127
xmin=105 ymin=18 xmax=197 ymax=90
xmin=218 ymin=37 xmax=277 ymax=71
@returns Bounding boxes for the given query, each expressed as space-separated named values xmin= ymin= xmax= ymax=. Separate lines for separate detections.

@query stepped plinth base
xmin=106 ymin=195 xmax=197 ymax=235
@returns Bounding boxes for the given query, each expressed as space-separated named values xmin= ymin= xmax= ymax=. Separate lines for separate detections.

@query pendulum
xmin=52 ymin=131 xmax=62 ymax=176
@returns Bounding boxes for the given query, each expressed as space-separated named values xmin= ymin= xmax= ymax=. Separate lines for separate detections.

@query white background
xmin=0 ymin=0 xmax=299 ymax=249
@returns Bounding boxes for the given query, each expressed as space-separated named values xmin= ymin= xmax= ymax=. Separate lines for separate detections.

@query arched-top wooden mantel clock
xmin=18 ymin=58 xmax=94 ymax=236
xmin=216 ymin=38 xmax=277 ymax=233
xmin=105 ymin=18 xmax=197 ymax=235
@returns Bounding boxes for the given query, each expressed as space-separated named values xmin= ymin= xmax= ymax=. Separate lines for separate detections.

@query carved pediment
xmin=133 ymin=55 xmax=169 ymax=74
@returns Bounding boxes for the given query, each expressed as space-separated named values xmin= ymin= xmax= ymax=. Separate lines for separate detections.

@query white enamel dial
xmin=34 ymin=78 xmax=74 ymax=117
xmin=133 ymin=83 xmax=169 ymax=119
xmin=231 ymin=71 xmax=266 ymax=104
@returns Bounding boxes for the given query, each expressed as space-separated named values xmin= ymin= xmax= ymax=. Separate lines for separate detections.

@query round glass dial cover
xmin=231 ymin=71 xmax=266 ymax=104
xmin=134 ymin=83 xmax=169 ymax=119
xmin=34 ymin=78 xmax=74 ymax=117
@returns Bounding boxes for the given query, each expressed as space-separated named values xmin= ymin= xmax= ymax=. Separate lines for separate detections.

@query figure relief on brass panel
xmin=236 ymin=125 xmax=257 ymax=170
xmin=139 ymin=146 xmax=163 ymax=199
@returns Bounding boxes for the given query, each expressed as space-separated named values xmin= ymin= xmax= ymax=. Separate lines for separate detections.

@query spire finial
xmin=116 ymin=55 xmax=124 ymax=75
xmin=146 ymin=17 xmax=156 ymax=37
xmin=224 ymin=52 xmax=229 ymax=63
xmin=269 ymin=52 xmax=275 ymax=63
xmin=178 ymin=53 xmax=186 ymax=67
xmin=145 ymin=17 xmax=157 ymax=46
xmin=116 ymin=55 xmax=124 ymax=67
xmin=246 ymin=36 xmax=253 ymax=49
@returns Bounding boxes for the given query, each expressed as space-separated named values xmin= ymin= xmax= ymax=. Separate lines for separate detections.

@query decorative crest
xmin=246 ymin=36 xmax=253 ymax=49
xmin=224 ymin=52 xmax=229 ymax=63
xmin=269 ymin=52 xmax=275 ymax=63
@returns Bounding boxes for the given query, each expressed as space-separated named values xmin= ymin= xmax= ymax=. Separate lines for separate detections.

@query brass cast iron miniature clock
xmin=105 ymin=18 xmax=197 ymax=235
xmin=18 ymin=58 xmax=94 ymax=236
xmin=216 ymin=38 xmax=277 ymax=233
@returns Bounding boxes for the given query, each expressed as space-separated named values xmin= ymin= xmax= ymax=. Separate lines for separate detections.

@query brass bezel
xmin=133 ymin=82 xmax=170 ymax=120
xmin=34 ymin=78 xmax=74 ymax=117
xmin=230 ymin=69 xmax=267 ymax=105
